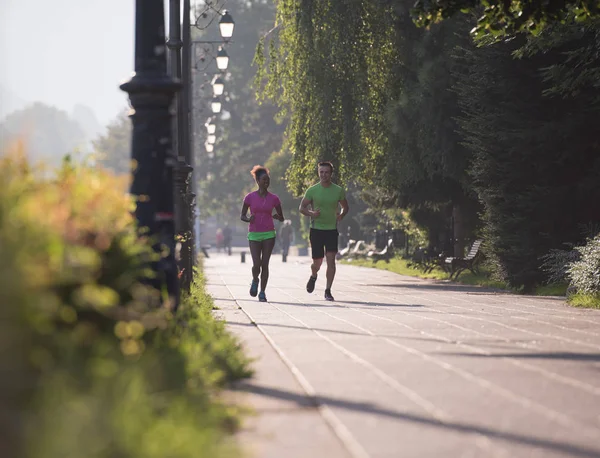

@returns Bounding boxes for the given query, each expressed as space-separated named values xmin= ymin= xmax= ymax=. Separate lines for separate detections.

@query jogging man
xmin=299 ymin=161 xmax=349 ymax=301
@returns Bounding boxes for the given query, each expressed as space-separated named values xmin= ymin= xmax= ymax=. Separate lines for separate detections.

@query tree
xmin=255 ymin=1 xmax=482 ymax=252
xmin=192 ymin=0 xmax=285 ymax=221
xmin=92 ymin=111 xmax=132 ymax=175
xmin=0 ymin=102 xmax=86 ymax=166
xmin=516 ymin=18 xmax=600 ymax=106
xmin=453 ymin=32 xmax=600 ymax=290
xmin=411 ymin=0 xmax=600 ymax=37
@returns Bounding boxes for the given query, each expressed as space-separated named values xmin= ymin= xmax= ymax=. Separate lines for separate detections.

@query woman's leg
xmin=249 ymin=240 xmax=262 ymax=281
xmin=259 ymin=237 xmax=276 ymax=292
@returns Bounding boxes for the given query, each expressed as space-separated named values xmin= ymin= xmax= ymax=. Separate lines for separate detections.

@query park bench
xmin=407 ymin=247 xmax=441 ymax=273
xmin=443 ymin=239 xmax=483 ymax=280
xmin=367 ymin=238 xmax=394 ymax=263
xmin=338 ymin=240 xmax=367 ymax=259
xmin=338 ymin=239 xmax=356 ymax=258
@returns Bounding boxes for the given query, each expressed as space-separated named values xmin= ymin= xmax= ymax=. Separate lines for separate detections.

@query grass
xmin=343 ymin=256 xmax=509 ymax=289
xmin=568 ymin=292 xmax=600 ymax=309
xmin=19 ymin=270 xmax=253 ymax=458
xmin=343 ymin=257 xmax=448 ymax=280
xmin=343 ymin=256 xmax=569 ymax=297
xmin=535 ymin=283 xmax=568 ymax=297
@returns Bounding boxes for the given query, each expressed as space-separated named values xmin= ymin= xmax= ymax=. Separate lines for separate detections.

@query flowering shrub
xmin=568 ymin=233 xmax=600 ymax=295
xmin=0 ymin=150 xmax=250 ymax=458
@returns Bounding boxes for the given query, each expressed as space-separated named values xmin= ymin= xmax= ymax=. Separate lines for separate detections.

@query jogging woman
xmin=240 ymin=165 xmax=284 ymax=302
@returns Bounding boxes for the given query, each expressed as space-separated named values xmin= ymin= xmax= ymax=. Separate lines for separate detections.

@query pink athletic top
xmin=243 ymin=191 xmax=281 ymax=233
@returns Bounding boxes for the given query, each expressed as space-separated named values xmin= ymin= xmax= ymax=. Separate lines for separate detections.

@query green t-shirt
xmin=304 ymin=182 xmax=346 ymax=230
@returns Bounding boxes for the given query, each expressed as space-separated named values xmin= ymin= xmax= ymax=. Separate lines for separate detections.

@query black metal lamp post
xmin=181 ymin=0 xmax=196 ymax=281
xmin=167 ymin=0 xmax=194 ymax=292
xmin=121 ymin=0 xmax=180 ymax=310
xmin=176 ymin=0 xmax=234 ymax=282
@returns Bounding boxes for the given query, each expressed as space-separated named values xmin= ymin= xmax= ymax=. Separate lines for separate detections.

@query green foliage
xmin=411 ymin=0 xmax=600 ymax=38
xmin=452 ymin=31 xmax=600 ymax=291
xmin=0 ymin=151 xmax=251 ymax=458
xmin=343 ymin=256 xmax=450 ymax=280
xmin=255 ymin=0 xmax=397 ymax=193
xmin=344 ymin=256 xmax=509 ymax=290
xmin=567 ymin=233 xmax=600 ymax=294
xmin=257 ymin=0 xmax=600 ymax=290
xmin=0 ymin=102 xmax=87 ymax=166
xmin=535 ymin=283 xmax=568 ymax=296
xmin=93 ymin=110 xmax=132 ymax=175
xmin=568 ymin=292 xmax=600 ymax=308
xmin=516 ymin=18 xmax=600 ymax=105
xmin=256 ymin=2 xmax=481 ymax=248
xmin=540 ymin=245 xmax=581 ymax=284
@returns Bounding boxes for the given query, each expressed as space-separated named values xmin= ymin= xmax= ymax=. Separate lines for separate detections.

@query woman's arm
xmin=272 ymin=204 xmax=285 ymax=222
xmin=240 ymin=203 xmax=254 ymax=223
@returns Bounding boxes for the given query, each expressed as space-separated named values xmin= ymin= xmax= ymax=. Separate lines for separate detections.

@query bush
xmin=0 ymin=151 xmax=251 ymax=458
xmin=539 ymin=244 xmax=580 ymax=285
xmin=567 ymin=233 xmax=600 ymax=295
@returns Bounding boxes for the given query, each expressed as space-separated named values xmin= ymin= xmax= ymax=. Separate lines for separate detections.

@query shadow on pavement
xmin=225 ymin=320 xmax=436 ymax=340
xmin=368 ymin=282 xmax=507 ymax=294
xmin=441 ymin=351 xmax=600 ymax=362
xmin=266 ymin=300 xmax=424 ymax=309
xmin=232 ymin=382 xmax=600 ymax=458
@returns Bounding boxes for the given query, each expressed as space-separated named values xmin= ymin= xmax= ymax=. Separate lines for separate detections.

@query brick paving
xmin=205 ymin=251 xmax=600 ymax=458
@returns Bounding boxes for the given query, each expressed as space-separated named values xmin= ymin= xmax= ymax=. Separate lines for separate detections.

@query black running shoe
xmin=249 ymin=279 xmax=259 ymax=297
xmin=306 ymin=275 xmax=317 ymax=293
xmin=324 ymin=289 xmax=334 ymax=301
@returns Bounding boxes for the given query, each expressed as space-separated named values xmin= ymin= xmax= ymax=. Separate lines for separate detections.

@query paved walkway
xmin=205 ymin=251 xmax=600 ymax=458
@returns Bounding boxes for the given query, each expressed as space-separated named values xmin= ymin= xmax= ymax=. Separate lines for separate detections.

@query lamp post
xmin=177 ymin=0 xmax=196 ymax=293
xmin=180 ymin=2 xmax=234 ymax=273
xmin=212 ymin=76 xmax=224 ymax=96
xmin=167 ymin=0 xmax=195 ymax=292
xmin=121 ymin=0 xmax=180 ymax=309
xmin=216 ymin=47 xmax=230 ymax=71
xmin=210 ymin=96 xmax=222 ymax=114
xmin=219 ymin=10 xmax=235 ymax=39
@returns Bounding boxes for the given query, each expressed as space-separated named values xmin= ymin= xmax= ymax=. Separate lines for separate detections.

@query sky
xmin=0 ymin=0 xmax=137 ymax=126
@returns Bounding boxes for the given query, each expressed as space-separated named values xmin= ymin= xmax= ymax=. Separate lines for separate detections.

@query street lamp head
xmin=205 ymin=117 xmax=217 ymax=134
xmin=216 ymin=47 xmax=229 ymax=71
xmin=219 ymin=10 xmax=235 ymax=40
xmin=211 ymin=96 xmax=222 ymax=113
xmin=212 ymin=76 xmax=225 ymax=96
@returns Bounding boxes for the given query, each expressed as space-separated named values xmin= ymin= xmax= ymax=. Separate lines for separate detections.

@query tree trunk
xmin=453 ymin=203 xmax=466 ymax=257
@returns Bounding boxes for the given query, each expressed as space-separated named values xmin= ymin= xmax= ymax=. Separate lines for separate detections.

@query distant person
xmin=240 ymin=165 xmax=285 ymax=302
xmin=279 ymin=220 xmax=294 ymax=262
xmin=222 ymin=223 xmax=233 ymax=255
xmin=215 ymin=228 xmax=224 ymax=252
xmin=299 ymin=161 xmax=349 ymax=301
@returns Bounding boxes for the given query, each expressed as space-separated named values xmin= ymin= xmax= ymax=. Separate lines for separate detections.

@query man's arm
xmin=299 ymin=197 xmax=320 ymax=218
xmin=337 ymin=198 xmax=349 ymax=222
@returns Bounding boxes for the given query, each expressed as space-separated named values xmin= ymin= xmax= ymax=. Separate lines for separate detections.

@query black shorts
xmin=309 ymin=228 xmax=338 ymax=259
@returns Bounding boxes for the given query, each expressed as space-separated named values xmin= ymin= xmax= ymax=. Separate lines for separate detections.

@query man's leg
xmin=323 ymin=230 xmax=339 ymax=301
xmin=307 ymin=229 xmax=324 ymax=293
xmin=325 ymin=252 xmax=337 ymax=290
xmin=311 ymin=258 xmax=323 ymax=278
